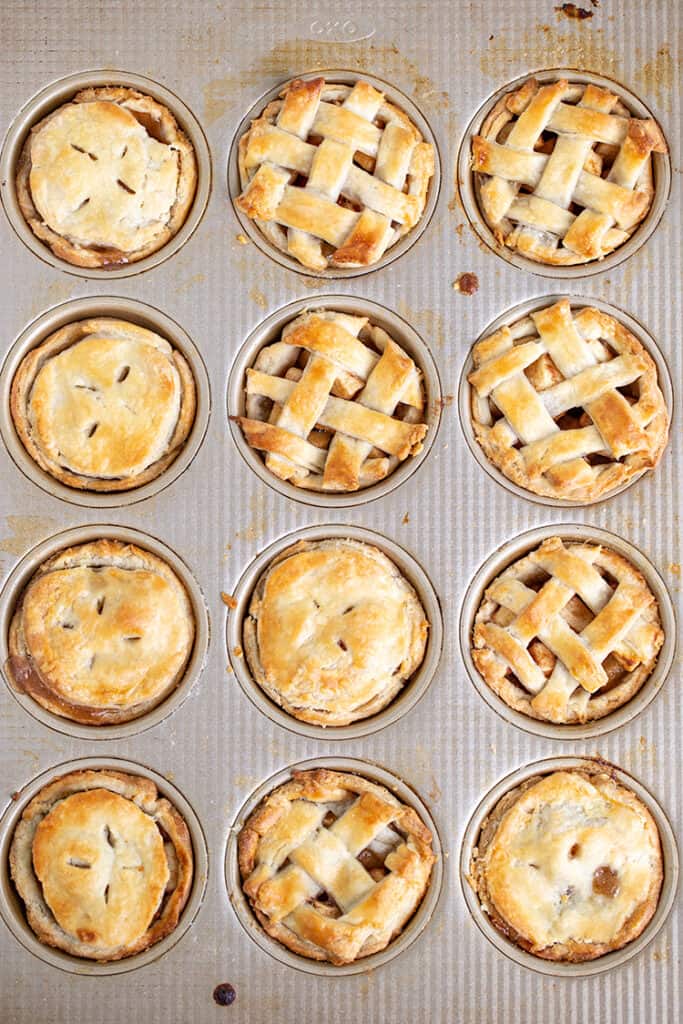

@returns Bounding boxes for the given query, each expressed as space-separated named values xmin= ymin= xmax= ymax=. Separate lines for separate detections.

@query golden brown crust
xmin=10 ymin=318 xmax=196 ymax=492
xmin=469 ymin=765 xmax=663 ymax=961
xmin=243 ymin=539 xmax=429 ymax=725
xmin=236 ymin=77 xmax=434 ymax=271
xmin=471 ymin=537 xmax=664 ymax=724
xmin=7 ymin=539 xmax=195 ymax=724
xmin=468 ymin=300 xmax=669 ymax=503
xmin=472 ymin=77 xmax=667 ymax=267
xmin=238 ymin=768 xmax=435 ymax=964
xmin=16 ymin=87 xmax=197 ymax=268
xmin=9 ymin=768 xmax=193 ymax=961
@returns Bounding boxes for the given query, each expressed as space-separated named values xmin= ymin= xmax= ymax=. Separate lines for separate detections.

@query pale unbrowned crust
xmin=9 ymin=768 xmax=193 ymax=961
xmin=7 ymin=538 xmax=195 ymax=725
xmin=10 ymin=318 xmax=196 ymax=492
xmin=243 ymin=539 xmax=429 ymax=726
xmin=469 ymin=764 xmax=663 ymax=962
xmin=16 ymin=86 xmax=197 ymax=268
xmin=238 ymin=768 xmax=435 ymax=964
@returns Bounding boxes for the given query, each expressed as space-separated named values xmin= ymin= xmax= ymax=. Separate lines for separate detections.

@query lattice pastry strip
xmin=472 ymin=77 xmax=667 ymax=265
xmin=472 ymin=538 xmax=664 ymax=724
xmin=468 ymin=299 xmax=669 ymax=502
xmin=237 ymin=310 xmax=428 ymax=492
xmin=238 ymin=769 xmax=435 ymax=964
xmin=237 ymin=77 xmax=435 ymax=270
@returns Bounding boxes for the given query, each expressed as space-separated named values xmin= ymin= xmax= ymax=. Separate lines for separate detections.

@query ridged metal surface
xmin=0 ymin=1 xmax=680 ymax=1022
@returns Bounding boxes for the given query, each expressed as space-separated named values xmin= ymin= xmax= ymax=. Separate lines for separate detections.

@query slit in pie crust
xmin=16 ymin=87 xmax=197 ymax=268
xmin=235 ymin=308 xmax=428 ymax=493
xmin=7 ymin=538 xmax=195 ymax=725
xmin=238 ymin=768 xmax=435 ymax=964
xmin=10 ymin=318 xmax=197 ymax=492
xmin=243 ymin=539 xmax=429 ymax=726
xmin=471 ymin=537 xmax=664 ymax=724
xmin=236 ymin=76 xmax=435 ymax=271
xmin=468 ymin=299 xmax=669 ymax=503
xmin=469 ymin=764 xmax=663 ymax=961
xmin=471 ymin=76 xmax=667 ymax=266
xmin=9 ymin=768 xmax=193 ymax=961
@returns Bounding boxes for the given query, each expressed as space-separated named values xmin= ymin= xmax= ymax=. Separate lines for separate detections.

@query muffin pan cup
xmin=0 ymin=756 xmax=209 ymax=976
xmin=0 ymin=296 xmax=211 ymax=508
xmin=0 ymin=69 xmax=212 ymax=278
xmin=228 ymin=69 xmax=441 ymax=279
xmin=227 ymin=294 xmax=442 ymax=508
xmin=457 ymin=68 xmax=671 ymax=280
xmin=226 ymin=524 xmax=444 ymax=739
xmin=459 ymin=524 xmax=676 ymax=741
xmin=459 ymin=756 xmax=679 ymax=977
xmin=0 ymin=524 xmax=210 ymax=740
xmin=225 ymin=756 xmax=444 ymax=976
xmin=458 ymin=295 xmax=674 ymax=509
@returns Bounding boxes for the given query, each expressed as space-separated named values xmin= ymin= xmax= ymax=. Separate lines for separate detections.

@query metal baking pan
xmin=0 ymin=2 xmax=679 ymax=1022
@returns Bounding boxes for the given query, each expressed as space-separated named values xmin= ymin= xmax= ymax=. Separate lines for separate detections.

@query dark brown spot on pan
xmin=555 ymin=2 xmax=595 ymax=18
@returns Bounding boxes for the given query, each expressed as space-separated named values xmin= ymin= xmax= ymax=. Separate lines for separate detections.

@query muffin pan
xmin=0 ymin=4 xmax=680 ymax=1024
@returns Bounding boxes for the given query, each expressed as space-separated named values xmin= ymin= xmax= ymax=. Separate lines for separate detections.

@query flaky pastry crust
xmin=238 ymin=768 xmax=435 ymax=964
xmin=9 ymin=768 xmax=193 ymax=961
xmin=7 ymin=539 xmax=195 ymax=724
xmin=469 ymin=765 xmax=663 ymax=961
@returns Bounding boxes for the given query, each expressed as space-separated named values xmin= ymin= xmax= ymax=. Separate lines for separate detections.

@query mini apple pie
xmin=243 ymin=539 xmax=429 ymax=725
xmin=11 ymin=318 xmax=196 ymax=492
xmin=236 ymin=76 xmax=434 ymax=271
xmin=238 ymin=768 xmax=435 ymax=964
xmin=236 ymin=309 xmax=428 ymax=493
xmin=7 ymin=538 xmax=195 ymax=725
xmin=16 ymin=86 xmax=197 ymax=268
xmin=471 ymin=537 xmax=664 ymax=724
xmin=10 ymin=768 xmax=193 ymax=961
xmin=469 ymin=764 xmax=663 ymax=961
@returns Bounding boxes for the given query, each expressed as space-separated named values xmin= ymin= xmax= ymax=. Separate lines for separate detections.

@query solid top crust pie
xmin=7 ymin=538 xmax=195 ymax=725
xmin=9 ymin=768 xmax=193 ymax=961
xmin=238 ymin=768 xmax=435 ymax=964
xmin=11 ymin=317 xmax=197 ymax=492
xmin=471 ymin=76 xmax=667 ymax=266
xmin=243 ymin=539 xmax=429 ymax=726
xmin=236 ymin=309 xmax=428 ymax=494
xmin=471 ymin=537 xmax=664 ymax=725
xmin=468 ymin=299 xmax=669 ymax=503
xmin=16 ymin=86 xmax=197 ymax=268
xmin=470 ymin=765 xmax=663 ymax=961
xmin=236 ymin=76 xmax=435 ymax=271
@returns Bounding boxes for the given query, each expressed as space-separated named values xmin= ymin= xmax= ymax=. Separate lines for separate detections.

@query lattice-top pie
xmin=471 ymin=76 xmax=667 ymax=266
xmin=11 ymin=318 xmax=196 ymax=492
xmin=468 ymin=299 xmax=669 ymax=503
xmin=471 ymin=537 xmax=664 ymax=724
xmin=238 ymin=768 xmax=435 ymax=964
xmin=10 ymin=768 xmax=193 ymax=961
xmin=7 ymin=539 xmax=195 ymax=725
xmin=235 ymin=309 xmax=428 ymax=493
xmin=469 ymin=764 xmax=663 ymax=961
xmin=16 ymin=87 xmax=197 ymax=268
xmin=243 ymin=539 xmax=429 ymax=726
xmin=236 ymin=76 xmax=435 ymax=271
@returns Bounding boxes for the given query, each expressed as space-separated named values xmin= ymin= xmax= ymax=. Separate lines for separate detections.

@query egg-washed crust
xmin=243 ymin=539 xmax=429 ymax=726
xmin=16 ymin=86 xmax=197 ymax=268
xmin=7 ymin=539 xmax=195 ymax=725
xmin=469 ymin=763 xmax=663 ymax=962
xmin=238 ymin=768 xmax=435 ymax=964
xmin=9 ymin=768 xmax=193 ymax=961
xmin=10 ymin=318 xmax=196 ymax=492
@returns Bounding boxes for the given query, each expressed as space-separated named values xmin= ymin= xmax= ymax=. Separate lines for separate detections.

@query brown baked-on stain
xmin=555 ymin=2 xmax=597 ymax=21
xmin=635 ymin=45 xmax=676 ymax=112
xmin=478 ymin=23 xmax=620 ymax=78
xmin=233 ymin=645 xmax=243 ymax=659
xmin=221 ymin=592 xmax=238 ymax=610
xmin=453 ymin=272 xmax=479 ymax=295
xmin=0 ymin=515 xmax=55 ymax=558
